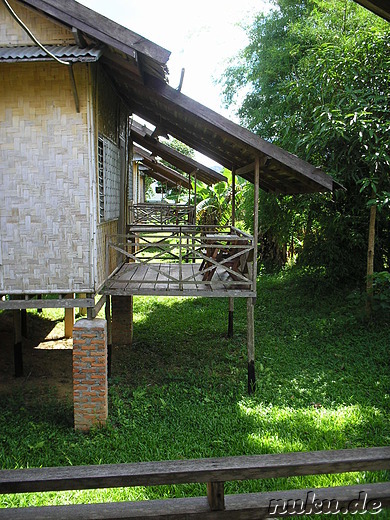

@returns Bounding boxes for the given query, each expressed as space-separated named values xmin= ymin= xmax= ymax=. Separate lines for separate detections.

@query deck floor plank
xmin=103 ymin=263 xmax=254 ymax=298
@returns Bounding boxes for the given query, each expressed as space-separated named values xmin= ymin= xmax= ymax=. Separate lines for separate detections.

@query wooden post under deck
xmin=65 ymin=294 xmax=75 ymax=339
xmin=79 ymin=293 xmax=87 ymax=316
xmin=228 ymin=297 xmax=234 ymax=338
xmin=247 ymin=297 xmax=255 ymax=393
xmin=13 ymin=309 xmax=23 ymax=378
xmin=105 ymin=295 xmax=112 ymax=379
xmin=37 ymin=294 xmax=42 ymax=314
xmin=21 ymin=309 xmax=27 ymax=338
xmin=228 ymin=168 xmax=236 ymax=338
xmin=246 ymin=156 xmax=260 ymax=393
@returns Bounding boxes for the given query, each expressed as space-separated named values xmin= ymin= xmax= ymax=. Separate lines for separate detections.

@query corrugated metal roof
xmin=0 ymin=45 xmax=103 ymax=62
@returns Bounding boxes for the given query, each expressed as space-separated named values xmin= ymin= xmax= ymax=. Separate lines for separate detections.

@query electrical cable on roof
xmin=2 ymin=0 xmax=70 ymax=66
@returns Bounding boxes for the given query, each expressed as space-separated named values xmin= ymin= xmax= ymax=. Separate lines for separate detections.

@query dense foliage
xmin=195 ymin=170 xmax=246 ymax=226
xmin=221 ymin=0 xmax=390 ymax=284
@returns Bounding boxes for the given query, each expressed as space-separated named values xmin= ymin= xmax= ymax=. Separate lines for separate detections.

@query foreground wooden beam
xmin=2 ymin=447 xmax=388 ymax=493
xmin=1 ymin=447 xmax=390 ymax=519
xmin=1 ymin=483 xmax=388 ymax=519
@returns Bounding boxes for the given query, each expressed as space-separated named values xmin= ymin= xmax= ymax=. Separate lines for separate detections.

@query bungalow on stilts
xmin=0 ymin=0 xmax=340 ymax=430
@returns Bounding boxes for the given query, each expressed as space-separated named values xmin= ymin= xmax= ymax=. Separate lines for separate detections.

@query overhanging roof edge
xmin=353 ymin=0 xmax=390 ymax=21
xmin=19 ymin=0 xmax=171 ymax=65
xmin=143 ymin=74 xmax=337 ymax=192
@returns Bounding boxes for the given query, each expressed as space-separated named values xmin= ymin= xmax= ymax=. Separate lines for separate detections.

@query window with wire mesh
xmin=98 ymin=137 xmax=105 ymax=221
xmin=97 ymin=135 xmax=120 ymax=222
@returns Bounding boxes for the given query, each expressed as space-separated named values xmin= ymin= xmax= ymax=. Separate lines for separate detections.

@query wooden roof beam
xmin=72 ymin=27 xmax=87 ymax=48
xmin=142 ymin=169 xmax=176 ymax=187
xmin=130 ymin=123 xmax=226 ymax=185
xmin=20 ymin=0 xmax=171 ymax=64
xmin=151 ymin=124 xmax=169 ymax=139
xmin=139 ymin=74 xmax=339 ymax=192
xmin=353 ymin=0 xmax=390 ymax=21
xmin=141 ymin=157 xmax=190 ymax=188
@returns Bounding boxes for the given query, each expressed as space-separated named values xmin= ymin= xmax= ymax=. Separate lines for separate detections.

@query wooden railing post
xmin=253 ymin=156 xmax=260 ymax=292
xmin=179 ymin=227 xmax=183 ymax=291
xmin=207 ymin=481 xmax=225 ymax=511
xmin=232 ymin=167 xmax=236 ymax=227
xmin=106 ymin=235 xmax=110 ymax=282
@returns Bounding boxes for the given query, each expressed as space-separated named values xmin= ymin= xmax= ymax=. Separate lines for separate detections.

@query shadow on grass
xmin=113 ymin=282 xmax=389 ymax=410
xmin=0 ymin=271 xmax=388 ymax=509
xmin=107 ymin=276 xmax=389 ymax=460
xmin=0 ymin=309 xmax=73 ymax=426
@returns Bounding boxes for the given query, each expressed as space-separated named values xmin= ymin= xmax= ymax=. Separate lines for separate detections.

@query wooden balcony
xmin=129 ymin=203 xmax=196 ymax=226
xmin=103 ymin=225 xmax=255 ymax=297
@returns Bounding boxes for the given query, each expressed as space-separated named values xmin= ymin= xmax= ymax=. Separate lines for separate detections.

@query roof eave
xmin=19 ymin=0 xmax=171 ymax=65
xmin=353 ymin=0 xmax=390 ymax=21
xmin=126 ymin=74 xmax=338 ymax=194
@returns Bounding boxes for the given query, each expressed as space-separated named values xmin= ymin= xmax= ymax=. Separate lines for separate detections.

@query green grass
xmin=1 ymin=268 xmax=389 ymax=518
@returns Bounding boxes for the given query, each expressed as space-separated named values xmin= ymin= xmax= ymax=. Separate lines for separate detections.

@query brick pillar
xmin=111 ymin=296 xmax=133 ymax=345
xmin=73 ymin=319 xmax=107 ymax=432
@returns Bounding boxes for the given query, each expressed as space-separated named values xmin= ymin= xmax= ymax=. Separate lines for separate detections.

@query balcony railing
xmin=105 ymin=225 xmax=255 ymax=295
xmin=128 ymin=203 xmax=196 ymax=226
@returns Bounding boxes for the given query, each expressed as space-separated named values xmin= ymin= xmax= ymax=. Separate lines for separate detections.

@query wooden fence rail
xmin=129 ymin=203 xmax=196 ymax=226
xmin=0 ymin=447 xmax=389 ymax=519
xmin=104 ymin=225 xmax=255 ymax=295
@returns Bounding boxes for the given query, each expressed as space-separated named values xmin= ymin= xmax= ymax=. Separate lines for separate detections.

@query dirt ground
xmin=0 ymin=310 xmax=74 ymax=402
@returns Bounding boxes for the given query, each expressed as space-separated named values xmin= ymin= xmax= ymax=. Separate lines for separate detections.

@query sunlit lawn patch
xmin=1 ymin=269 xmax=389 ymax=518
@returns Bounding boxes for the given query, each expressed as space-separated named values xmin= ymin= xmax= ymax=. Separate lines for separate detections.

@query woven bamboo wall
xmin=97 ymin=68 xmax=120 ymax=145
xmin=95 ymin=67 xmax=131 ymax=289
xmin=96 ymin=220 xmax=118 ymax=289
xmin=0 ymin=61 xmax=93 ymax=293
xmin=0 ymin=0 xmax=74 ymax=46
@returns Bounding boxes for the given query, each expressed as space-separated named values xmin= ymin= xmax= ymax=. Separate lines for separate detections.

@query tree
xmin=195 ymin=170 xmax=246 ymax=226
xmin=161 ymin=138 xmax=196 ymax=161
xmin=221 ymin=0 xmax=390 ymax=286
